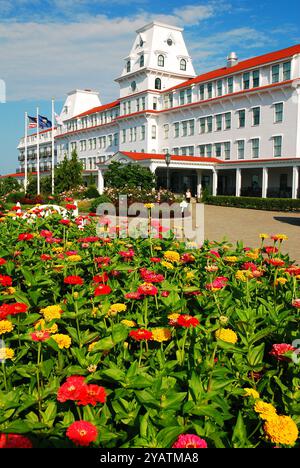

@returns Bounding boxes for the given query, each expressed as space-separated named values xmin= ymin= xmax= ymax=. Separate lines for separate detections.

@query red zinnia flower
xmin=150 ymin=257 xmax=161 ymax=263
xmin=0 ymin=433 xmax=33 ymax=449
xmin=65 ymin=197 xmax=74 ymax=202
xmin=269 ymin=343 xmax=296 ymax=361
xmin=0 ymin=258 xmax=7 ymax=265
xmin=10 ymin=303 xmax=28 ymax=315
xmin=264 ymin=246 xmax=279 ymax=255
xmin=243 ymin=262 xmax=258 ymax=271
xmin=40 ymin=230 xmax=53 ymax=238
xmin=129 ymin=329 xmax=153 ymax=341
xmin=125 ymin=292 xmax=142 ymax=300
xmin=286 ymin=266 xmax=300 ymax=276
xmin=137 ymin=283 xmax=158 ymax=296
xmin=94 ymin=256 xmax=111 ymax=267
xmin=267 ymin=258 xmax=285 ymax=267
xmin=177 ymin=314 xmax=199 ymax=328
xmin=181 ymin=253 xmax=195 ymax=264
xmin=77 ymin=384 xmax=107 ymax=406
xmin=60 ymin=219 xmax=71 ymax=225
xmin=31 ymin=330 xmax=50 ymax=342
xmin=57 ymin=376 xmax=86 ymax=403
xmin=292 ymin=299 xmax=300 ymax=308
xmin=0 ymin=304 xmax=11 ymax=320
xmin=161 ymin=291 xmax=170 ymax=297
xmin=18 ymin=233 xmax=34 ymax=241
xmin=64 ymin=276 xmax=84 ymax=285
xmin=94 ymin=284 xmax=112 ymax=296
xmin=66 ymin=421 xmax=98 ymax=447
xmin=0 ymin=275 xmax=12 ymax=287
xmin=172 ymin=434 xmax=207 ymax=449
xmin=93 ymin=273 xmax=109 ymax=283
xmin=119 ymin=249 xmax=135 ymax=260
xmin=41 ymin=254 xmax=52 ymax=261
xmin=140 ymin=269 xmax=165 ymax=283
xmin=66 ymin=204 xmax=77 ymax=210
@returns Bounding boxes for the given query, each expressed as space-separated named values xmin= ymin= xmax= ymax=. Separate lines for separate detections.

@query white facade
xmin=16 ymin=21 xmax=300 ymax=198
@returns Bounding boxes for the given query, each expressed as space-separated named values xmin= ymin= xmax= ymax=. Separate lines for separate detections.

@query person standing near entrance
xmin=185 ymin=188 xmax=192 ymax=203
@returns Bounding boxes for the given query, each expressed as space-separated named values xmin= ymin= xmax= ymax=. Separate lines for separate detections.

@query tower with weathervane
xmin=115 ymin=21 xmax=196 ymax=154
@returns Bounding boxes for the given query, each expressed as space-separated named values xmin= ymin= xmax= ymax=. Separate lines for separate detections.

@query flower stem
xmin=2 ymin=361 xmax=8 ymax=392
xmin=37 ymin=342 xmax=42 ymax=420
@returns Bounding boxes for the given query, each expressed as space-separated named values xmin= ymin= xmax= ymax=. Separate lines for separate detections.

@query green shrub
xmin=204 ymin=195 xmax=300 ymax=212
xmin=85 ymin=185 xmax=100 ymax=199
xmin=90 ymin=194 xmax=112 ymax=212
xmin=6 ymin=191 xmax=26 ymax=203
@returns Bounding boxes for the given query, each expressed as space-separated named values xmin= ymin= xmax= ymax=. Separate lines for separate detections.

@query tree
xmin=104 ymin=162 xmax=156 ymax=191
xmin=54 ymin=150 xmax=83 ymax=193
xmin=0 ymin=177 xmax=21 ymax=196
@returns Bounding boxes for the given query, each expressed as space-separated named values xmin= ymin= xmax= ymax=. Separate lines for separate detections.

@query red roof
xmin=0 ymin=171 xmax=50 ymax=179
xmin=120 ymin=152 xmax=221 ymax=163
xmin=168 ymin=44 xmax=300 ymax=91
xmin=74 ymin=100 xmax=120 ymax=119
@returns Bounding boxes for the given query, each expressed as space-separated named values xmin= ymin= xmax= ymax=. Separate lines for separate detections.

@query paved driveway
xmin=204 ymin=205 xmax=300 ymax=263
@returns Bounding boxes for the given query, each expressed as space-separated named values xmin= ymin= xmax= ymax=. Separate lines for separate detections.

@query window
xmin=182 ymin=121 xmax=188 ymax=137
xmin=154 ymin=78 xmax=161 ymax=90
xmin=199 ymin=145 xmax=206 ymax=157
xmin=167 ymin=38 xmax=173 ymax=46
xmin=273 ymin=136 xmax=282 ymax=157
xmin=168 ymin=93 xmax=173 ymax=108
xmin=180 ymin=59 xmax=186 ymax=71
xmin=252 ymin=107 xmax=260 ymax=126
xmin=253 ymin=70 xmax=260 ymax=88
xmin=179 ymin=90 xmax=185 ymax=106
xmin=227 ymin=76 xmax=234 ymax=94
xmin=215 ymin=143 xmax=222 ymax=158
xmin=224 ymin=142 xmax=231 ymax=160
xmin=225 ymin=112 xmax=231 ymax=130
xmin=186 ymin=88 xmax=192 ymax=104
xmin=238 ymin=109 xmax=246 ymax=128
xmin=122 ymin=102 xmax=126 ymax=115
xmin=251 ymin=138 xmax=260 ymax=158
xmin=207 ymin=116 xmax=213 ymax=133
xmin=283 ymin=61 xmax=291 ymax=81
xmin=199 ymin=117 xmax=206 ymax=134
xmin=174 ymin=122 xmax=180 ymax=138
xmin=206 ymin=144 xmax=212 ymax=158
xmin=108 ymin=135 xmax=112 ymax=147
xmin=164 ymin=124 xmax=169 ymax=139
xmin=141 ymin=125 xmax=145 ymax=140
xmin=272 ymin=64 xmax=280 ymax=83
xmin=275 ymin=102 xmax=283 ymax=123
xmin=243 ymin=72 xmax=250 ymax=90
xmin=89 ymin=139 xmax=93 ymax=150
xmin=122 ymin=129 xmax=126 ymax=143
xmin=173 ymin=147 xmax=179 ymax=155
xmin=114 ymin=133 xmax=118 ymax=146
xmin=153 ymin=97 xmax=157 ymax=110
xmin=199 ymin=84 xmax=205 ymax=100
xmin=140 ymin=54 xmax=144 ymax=67
xmin=207 ymin=82 xmax=213 ymax=99
xmin=189 ymin=120 xmax=194 ymax=136
xmin=141 ymin=97 xmax=146 ymax=110
xmin=217 ymin=80 xmax=223 ymax=96
xmin=131 ymin=81 xmax=136 ymax=92
xmin=216 ymin=114 xmax=222 ymax=131
xmin=128 ymin=101 xmax=131 ymax=114
xmin=151 ymin=125 xmax=156 ymax=139
xmin=126 ymin=61 xmax=131 ymax=72
xmin=158 ymin=55 xmax=164 ymax=67
xmin=237 ymin=140 xmax=245 ymax=159
xmin=133 ymin=127 xmax=137 ymax=142
xmin=136 ymin=99 xmax=140 ymax=112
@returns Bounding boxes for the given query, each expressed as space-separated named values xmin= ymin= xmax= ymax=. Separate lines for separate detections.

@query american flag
xmin=28 ymin=116 xmax=37 ymax=128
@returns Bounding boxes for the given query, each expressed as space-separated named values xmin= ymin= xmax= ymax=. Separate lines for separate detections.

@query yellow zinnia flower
xmin=254 ymin=401 xmax=277 ymax=420
xmin=259 ymin=233 xmax=269 ymax=240
xmin=41 ymin=305 xmax=63 ymax=322
xmin=52 ymin=334 xmax=71 ymax=349
xmin=224 ymin=256 xmax=239 ymax=263
xmin=2 ymin=287 xmax=16 ymax=296
xmin=88 ymin=342 xmax=98 ymax=352
xmin=215 ymin=328 xmax=238 ymax=344
xmin=186 ymin=271 xmax=195 ymax=280
xmin=151 ymin=328 xmax=172 ymax=342
xmin=52 ymin=247 xmax=64 ymax=253
xmin=107 ymin=303 xmax=127 ymax=317
xmin=244 ymin=388 xmax=260 ymax=399
xmin=161 ymin=260 xmax=174 ymax=270
xmin=34 ymin=319 xmax=58 ymax=334
xmin=274 ymin=277 xmax=288 ymax=286
xmin=163 ymin=251 xmax=180 ymax=263
xmin=144 ymin=203 xmax=154 ymax=209
xmin=66 ymin=255 xmax=82 ymax=262
xmin=0 ymin=347 xmax=14 ymax=360
xmin=264 ymin=415 xmax=298 ymax=446
xmin=121 ymin=319 xmax=136 ymax=328
xmin=0 ymin=320 xmax=14 ymax=335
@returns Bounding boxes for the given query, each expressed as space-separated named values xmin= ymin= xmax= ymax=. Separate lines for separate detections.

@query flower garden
xmin=0 ymin=204 xmax=299 ymax=449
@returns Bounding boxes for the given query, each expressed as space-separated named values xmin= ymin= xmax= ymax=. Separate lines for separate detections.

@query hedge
xmin=204 ymin=195 xmax=300 ymax=212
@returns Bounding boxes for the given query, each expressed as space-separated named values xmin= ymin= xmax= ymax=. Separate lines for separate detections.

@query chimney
xmin=227 ymin=52 xmax=238 ymax=68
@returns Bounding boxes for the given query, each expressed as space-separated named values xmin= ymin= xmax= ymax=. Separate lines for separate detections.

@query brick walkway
xmin=203 ymin=205 xmax=300 ymax=263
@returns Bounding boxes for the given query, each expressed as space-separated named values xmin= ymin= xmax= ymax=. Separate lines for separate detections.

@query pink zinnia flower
xmin=269 ymin=344 xmax=296 ymax=361
xmin=292 ymin=299 xmax=300 ymax=308
xmin=172 ymin=434 xmax=208 ymax=448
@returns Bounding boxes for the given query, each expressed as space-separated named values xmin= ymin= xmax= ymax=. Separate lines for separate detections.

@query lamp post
xmin=165 ymin=151 xmax=171 ymax=190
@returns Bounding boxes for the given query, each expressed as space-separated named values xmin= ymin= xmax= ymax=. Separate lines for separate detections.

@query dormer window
xmin=158 ymin=55 xmax=165 ymax=67
xmin=126 ymin=60 xmax=131 ymax=73
xmin=180 ymin=59 xmax=187 ymax=71
xmin=140 ymin=54 xmax=144 ymax=67
xmin=155 ymin=78 xmax=161 ymax=90
xmin=167 ymin=38 xmax=173 ymax=46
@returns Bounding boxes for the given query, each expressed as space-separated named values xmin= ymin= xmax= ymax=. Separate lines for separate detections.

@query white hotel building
xmin=15 ymin=21 xmax=300 ymax=198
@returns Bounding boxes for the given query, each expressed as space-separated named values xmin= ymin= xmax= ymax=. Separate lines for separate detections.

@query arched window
xmin=180 ymin=59 xmax=187 ymax=71
xmin=140 ymin=54 xmax=144 ymax=67
xmin=158 ymin=55 xmax=164 ymax=67
xmin=126 ymin=60 xmax=131 ymax=73
xmin=155 ymin=78 xmax=161 ymax=90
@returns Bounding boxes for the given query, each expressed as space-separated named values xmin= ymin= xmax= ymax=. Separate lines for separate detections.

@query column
xmin=212 ymin=169 xmax=218 ymax=196
xmin=292 ymin=166 xmax=299 ymax=199
xmin=262 ymin=167 xmax=269 ymax=199
xmin=196 ymin=170 xmax=202 ymax=199
xmin=235 ymin=168 xmax=241 ymax=197
xmin=97 ymin=168 xmax=104 ymax=195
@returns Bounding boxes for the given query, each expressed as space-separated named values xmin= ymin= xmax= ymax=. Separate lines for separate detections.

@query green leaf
xmin=247 ymin=343 xmax=265 ymax=368
xmin=232 ymin=412 xmax=248 ymax=448
xmin=43 ymin=401 xmax=57 ymax=427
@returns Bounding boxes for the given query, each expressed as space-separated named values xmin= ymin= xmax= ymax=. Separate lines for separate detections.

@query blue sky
xmin=0 ymin=0 xmax=299 ymax=173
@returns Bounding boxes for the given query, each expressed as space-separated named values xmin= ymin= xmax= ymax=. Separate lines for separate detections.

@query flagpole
xmin=24 ymin=112 xmax=28 ymax=193
xmin=36 ymin=107 xmax=40 ymax=195
xmin=51 ymin=98 xmax=55 ymax=195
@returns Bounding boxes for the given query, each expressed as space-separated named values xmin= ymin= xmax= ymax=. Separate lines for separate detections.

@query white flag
xmin=54 ymin=112 xmax=64 ymax=126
